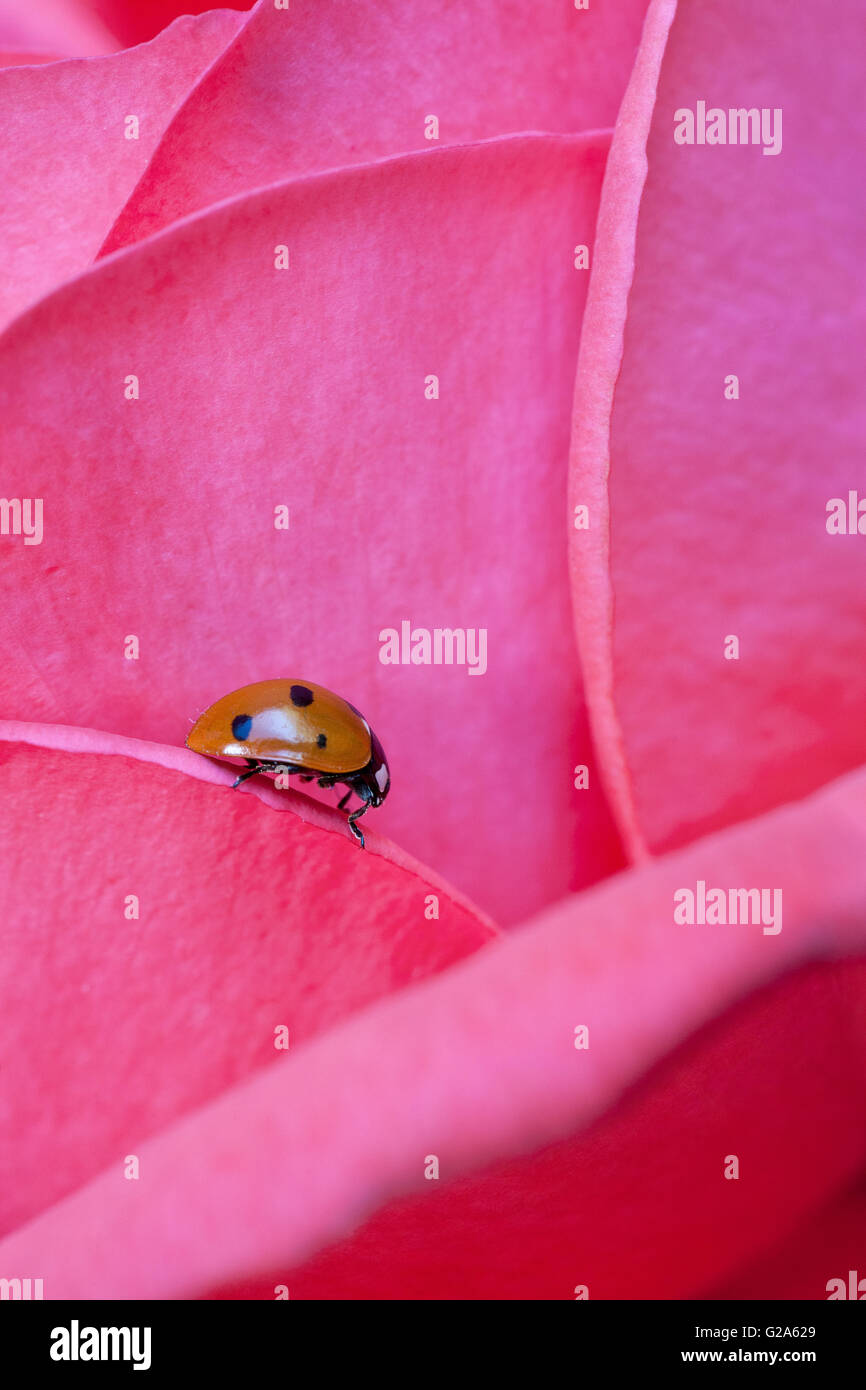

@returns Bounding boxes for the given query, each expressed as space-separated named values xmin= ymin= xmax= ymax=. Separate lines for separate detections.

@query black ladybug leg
xmin=347 ymin=802 xmax=368 ymax=848
xmin=231 ymin=759 xmax=261 ymax=789
xmin=336 ymin=788 xmax=353 ymax=811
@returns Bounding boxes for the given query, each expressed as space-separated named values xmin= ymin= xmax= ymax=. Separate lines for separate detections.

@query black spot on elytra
xmin=290 ymin=684 xmax=314 ymax=706
xmin=232 ymin=714 xmax=252 ymax=740
xmin=316 ymin=733 xmax=327 ymax=748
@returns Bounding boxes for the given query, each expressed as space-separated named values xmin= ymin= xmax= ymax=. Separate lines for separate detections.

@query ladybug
xmin=186 ymin=679 xmax=390 ymax=847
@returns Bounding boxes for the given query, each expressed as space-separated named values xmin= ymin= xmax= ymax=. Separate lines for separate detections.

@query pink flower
xmin=0 ymin=0 xmax=863 ymax=1300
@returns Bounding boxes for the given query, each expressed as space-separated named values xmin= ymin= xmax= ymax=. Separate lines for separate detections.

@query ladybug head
xmin=359 ymin=728 xmax=390 ymax=807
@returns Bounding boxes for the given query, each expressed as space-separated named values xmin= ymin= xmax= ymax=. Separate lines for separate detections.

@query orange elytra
xmin=186 ymin=679 xmax=390 ymax=847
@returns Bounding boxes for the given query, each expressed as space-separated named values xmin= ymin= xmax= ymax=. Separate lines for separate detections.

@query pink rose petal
xmin=102 ymin=0 xmax=649 ymax=253
xmin=0 ymin=9 xmax=244 ymax=331
xmin=1 ymin=757 xmax=864 ymax=1297
xmin=0 ymin=724 xmax=496 ymax=1238
xmin=572 ymin=0 xmax=866 ymax=855
xmin=0 ymin=53 xmax=64 ymax=68
xmin=88 ymin=0 xmax=247 ymax=51
xmin=208 ymin=960 xmax=866 ymax=1299
xmin=706 ymin=1182 xmax=866 ymax=1300
xmin=0 ymin=0 xmax=116 ymax=58
xmin=568 ymin=0 xmax=676 ymax=862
